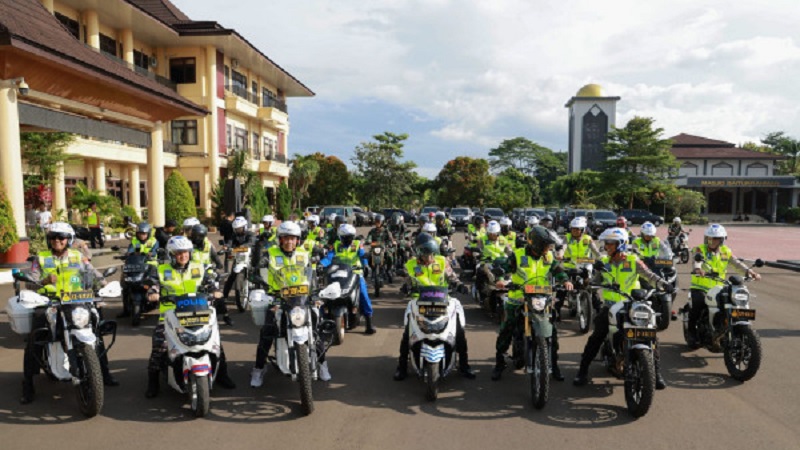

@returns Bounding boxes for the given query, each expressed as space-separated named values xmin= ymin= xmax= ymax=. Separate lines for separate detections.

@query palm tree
xmin=288 ymin=155 xmax=320 ymax=210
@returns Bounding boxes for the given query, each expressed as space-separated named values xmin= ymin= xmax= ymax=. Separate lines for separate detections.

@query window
xmin=711 ymin=162 xmax=733 ymax=176
xmin=133 ymin=50 xmax=149 ymax=70
xmin=99 ymin=33 xmax=117 ymax=57
xmin=139 ymin=181 xmax=148 ymax=208
xmin=746 ymin=162 xmax=768 ymax=176
xmin=188 ymin=181 xmax=201 ymax=207
xmin=252 ymin=132 xmax=260 ymax=159
xmin=226 ymin=124 xmax=232 ymax=148
xmin=224 ymin=66 xmax=230 ymax=89
xmin=262 ymin=87 xmax=278 ymax=108
xmin=234 ymin=127 xmax=247 ymax=150
xmin=171 ymin=120 xmax=198 ymax=145
xmin=263 ymin=137 xmax=276 ymax=159
xmin=679 ymin=162 xmax=698 ymax=177
xmin=231 ymin=70 xmax=247 ymax=98
xmin=252 ymin=81 xmax=258 ymax=103
xmin=169 ymin=57 xmax=196 ymax=84
xmin=55 ymin=12 xmax=79 ymax=39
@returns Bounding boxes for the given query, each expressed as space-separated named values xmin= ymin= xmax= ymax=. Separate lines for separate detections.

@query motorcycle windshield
xmin=657 ymin=241 xmax=674 ymax=259
xmin=274 ymin=264 xmax=313 ymax=307
xmin=417 ymin=286 xmax=449 ymax=305
xmin=124 ymin=252 xmax=148 ymax=272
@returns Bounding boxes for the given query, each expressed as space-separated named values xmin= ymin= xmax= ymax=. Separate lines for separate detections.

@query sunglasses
xmin=48 ymin=235 xmax=69 ymax=241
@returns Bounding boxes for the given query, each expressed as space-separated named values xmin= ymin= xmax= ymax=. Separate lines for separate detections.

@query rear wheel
xmin=528 ymin=337 xmax=550 ymax=410
xmin=235 ymin=273 xmax=248 ymax=312
xmin=624 ymin=349 xmax=655 ymax=418
xmin=578 ymin=291 xmax=592 ymax=334
xmin=296 ymin=342 xmax=314 ymax=415
xmin=333 ymin=314 xmax=346 ymax=346
xmin=724 ymin=326 xmax=762 ymax=382
xmin=188 ymin=373 xmax=210 ymax=418
xmin=75 ymin=343 xmax=104 ymax=417
xmin=132 ymin=302 xmax=142 ymax=327
xmin=425 ymin=362 xmax=440 ymax=401
xmin=680 ymin=249 xmax=689 ymax=264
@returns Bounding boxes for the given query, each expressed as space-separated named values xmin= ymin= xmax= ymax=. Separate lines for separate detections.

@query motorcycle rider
xmin=21 ymin=222 xmax=119 ymax=404
xmin=686 ymin=224 xmax=761 ymax=348
xmin=394 ymin=233 xmax=475 ymax=381
xmin=523 ymin=215 xmax=540 ymax=236
xmin=326 ymin=215 xmax=347 ymax=248
xmin=492 ymin=226 xmax=573 ymax=381
xmin=434 ymin=211 xmax=454 ymax=238
xmin=155 ymin=219 xmax=177 ymax=250
xmin=389 ymin=212 xmax=407 ymax=237
xmin=557 ymin=216 xmax=601 ymax=317
xmin=366 ymin=214 xmax=396 ymax=275
xmin=667 ymin=217 xmax=689 ymax=249
xmin=540 ymin=215 xmax=554 ymax=230
xmin=221 ymin=216 xmax=256 ymax=316
xmin=476 ymin=220 xmax=513 ymax=301
xmin=189 ymin=224 xmax=230 ymax=325
xmin=119 ymin=222 xmax=160 ymax=318
xmin=573 ymin=228 xmax=673 ymax=390
xmin=632 ymin=222 xmax=662 ymax=258
xmin=319 ymin=224 xmax=377 ymax=334
xmin=306 ymin=215 xmax=325 ymax=243
xmin=250 ymin=221 xmax=331 ymax=386
xmin=258 ymin=215 xmax=277 ymax=246
xmin=182 ymin=217 xmax=200 ymax=237
xmin=499 ymin=217 xmax=517 ymax=250
xmin=467 ymin=215 xmax=486 ymax=242
xmin=144 ymin=236 xmax=236 ymax=397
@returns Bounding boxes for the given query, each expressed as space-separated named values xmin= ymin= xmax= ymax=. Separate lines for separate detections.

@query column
xmin=0 ymin=85 xmax=26 ymax=237
xmin=120 ymin=29 xmax=134 ymax=65
xmin=120 ymin=164 xmax=130 ymax=205
xmin=40 ymin=0 xmax=54 ymax=13
xmin=130 ymin=164 xmax=141 ymax=217
xmin=84 ymin=159 xmax=94 ymax=189
xmin=206 ymin=46 xmax=220 ymax=191
xmin=148 ymin=122 xmax=165 ymax=226
xmin=94 ymin=159 xmax=106 ymax=195
xmin=84 ymin=10 xmax=99 ymax=50
xmin=771 ymin=189 xmax=778 ymax=223
xmin=53 ymin=162 xmax=67 ymax=216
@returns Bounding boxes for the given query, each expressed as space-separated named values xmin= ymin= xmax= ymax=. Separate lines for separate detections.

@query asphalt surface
xmin=1 ymin=228 xmax=799 ymax=450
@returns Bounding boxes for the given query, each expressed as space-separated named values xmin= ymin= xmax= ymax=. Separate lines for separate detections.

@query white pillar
xmin=54 ymin=162 xmax=67 ymax=217
xmin=148 ymin=122 xmax=165 ymax=226
xmin=0 ymin=86 xmax=26 ymax=238
xmin=84 ymin=10 xmax=99 ymax=50
xmin=130 ymin=164 xmax=141 ymax=216
xmin=84 ymin=159 xmax=94 ymax=189
xmin=121 ymin=29 xmax=134 ymax=65
xmin=94 ymin=160 xmax=106 ymax=195
xmin=206 ymin=45 xmax=220 ymax=190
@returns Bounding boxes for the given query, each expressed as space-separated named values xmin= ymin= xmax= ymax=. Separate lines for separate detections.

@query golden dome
xmin=576 ymin=83 xmax=605 ymax=97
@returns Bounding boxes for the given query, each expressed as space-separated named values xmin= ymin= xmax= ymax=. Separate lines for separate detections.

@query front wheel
xmin=373 ymin=272 xmax=381 ymax=298
xmin=425 ymin=362 xmax=440 ymax=401
xmin=235 ymin=272 xmax=248 ymax=312
xmin=528 ymin=337 xmax=550 ymax=410
xmin=188 ymin=373 xmax=211 ymax=418
xmin=75 ymin=343 xmax=104 ymax=417
xmin=724 ymin=326 xmax=762 ymax=382
xmin=578 ymin=291 xmax=593 ymax=334
xmin=333 ymin=314 xmax=346 ymax=346
xmin=680 ymin=249 xmax=690 ymax=264
xmin=624 ymin=348 xmax=656 ymax=418
xmin=295 ymin=342 xmax=314 ymax=415
xmin=655 ymin=296 xmax=671 ymax=331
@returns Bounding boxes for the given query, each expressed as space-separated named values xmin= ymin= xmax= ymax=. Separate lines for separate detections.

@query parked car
xmin=559 ymin=208 xmax=587 ymax=232
xmin=320 ymin=205 xmax=356 ymax=225
xmin=620 ymin=209 xmax=665 ymax=226
xmin=450 ymin=207 xmax=473 ymax=229
xmin=419 ymin=205 xmax=440 ymax=222
xmin=483 ymin=207 xmax=505 ymax=222
xmin=382 ymin=208 xmax=415 ymax=225
xmin=351 ymin=206 xmax=373 ymax=226
xmin=517 ymin=208 xmax=545 ymax=229
xmin=304 ymin=205 xmax=321 ymax=217
xmin=587 ymin=209 xmax=618 ymax=238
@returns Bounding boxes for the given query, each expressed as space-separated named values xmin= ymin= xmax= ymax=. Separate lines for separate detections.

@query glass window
xmin=252 ymin=132 xmax=260 ymax=159
xmin=226 ymin=124 xmax=232 ymax=148
xmin=169 ymin=57 xmax=196 ymax=84
xmin=55 ymin=12 xmax=79 ymax=39
xmin=188 ymin=181 xmax=201 ymax=207
xmin=99 ymin=33 xmax=117 ymax=57
xmin=224 ymin=66 xmax=230 ymax=89
xmin=252 ymin=81 xmax=258 ymax=102
xmin=234 ymin=127 xmax=247 ymax=150
xmin=171 ymin=120 xmax=198 ymax=145
xmin=133 ymin=50 xmax=149 ymax=70
xmin=231 ymin=70 xmax=247 ymax=99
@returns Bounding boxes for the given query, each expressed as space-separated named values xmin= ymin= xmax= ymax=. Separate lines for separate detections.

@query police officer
xmin=434 ymin=211 xmax=454 ymax=238
xmin=319 ymin=224 xmax=377 ymax=334
xmin=155 ymin=218 xmax=178 ymax=250
xmin=221 ymin=216 xmax=256 ymax=310
xmin=250 ymin=222 xmax=331 ymax=387
xmin=326 ymin=215 xmax=347 ymax=248
xmin=491 ymin=226 xmax=572 ymax=381
xmin=119 ymin=222 xmax=160 ymax=318
xmin=667 ymin=217 xmax=689 ymax=250
xmin=258 ymin=214 xmax=276 ymax=244
xmin=366 ymin=214 xmax=396 ymax=284
xmin=20 ymin=222 xmax=118 ymax=404
xmin=633 ymin=222 xmax=662 ymax=258
xmin=394 ymin=233 xmax=475 ymax=381
xmin=499 ymin=217 xmax=517 ymax=250
xmin=306 ymin=215 xmax=325 ymax=243
xmin=476 ymin=220 xmax=512 ymax=301
xmin=557 ymin=216 xmax=601 ymax=317
xmin=182 ymin=217 xmax=200 ymax=237
xmin=573 ymin=228 xmax=673 ymax=389
xmin=144 ymin=236 xmax=235 ymax=397
xmin=686 ymin=224 xmax=760 ymax=348
xmin=189 ymin=224 xmax=229 ymax=325
xmin=467 ymin=215 xmax=486 ymax=242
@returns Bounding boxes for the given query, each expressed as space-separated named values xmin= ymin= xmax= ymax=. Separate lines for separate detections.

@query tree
xmin=210 ymin=176 xmax=226 ymax=226
xmin=487 ymin=168 xmax=532 ymax=211
xmin=276 ymin=182 xmax=292 ymax=220
xmin=288 ymin=154 xmax=320 ymax=210
xmin=243 ymin=173 xmax=270 ymax=221
xmin=164 ymin=171 xmax=197 ymax=225
xmin=548 ymin=170 xmax=612 ymax=208
xmin=603 ymin=117 xmax=678 ymax=209
xmin=69 ymin=182 xmax=125 ymax=226
xmin=351 ymin=132 xmax=417 ymax=210
xmin=761 ymin=131 xmax=800 ymax=176
xmin=306 ymin=153 xmax=351 ymax=206
xmin=21 ymin=132 xmax=75 ymax=207
xmin=0 ymin=180 xmax=19 ymax=253
xmin=663 ymin=187 xmax=706 ymax=218
xmin=489 ymin=137 xmax=566 ymax=179
xmin=434 ymin=157 xmax=494 ymax=207
xmin=227 ymin=149 xmax=251 ymax=183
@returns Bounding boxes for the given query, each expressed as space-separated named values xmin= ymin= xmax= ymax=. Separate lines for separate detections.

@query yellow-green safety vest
xmin=157 ymin=261 xmax=206 ymax=320
xmin=406 ymin=255 xmax=448 ymax=297
xmin=690 ymin=244 xmax=732 ymax=292
xmin=265 ymin=246 xmax=310 ymax=293
xmin=37 ymin=249 xmax=85 ymax=296
xmin=600 ymin=254 xmax=641 ymax=303
xmin=481 ymin=235 xmax=507 ymax=260
xmin=334 ymin=240 xmax=363 ymax=273
xmin=633 ymin=236 xmax=662 ymax=258
xmin=87 ymin=211 xmax=99 ymax=226
xmin=191 ymin=238 xmax=213 ymax=265
xmin=563 ymin=234 xmax=593 ymax=268
xmin=509 ymin=248 xmax=554 ymax=302
xmin=131 ymin=236 xmax=158 ymax=255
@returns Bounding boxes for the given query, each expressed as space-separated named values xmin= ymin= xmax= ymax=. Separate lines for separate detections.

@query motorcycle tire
xmin=75 ymin=343 xmax=104 ymax=418
xmin=333 ymin=314 xmax=346 ymax=346
xmin=578 ymin=291 xmax=593 ymax=334
xmin=425 ymin=362 xmax=440 ymax=402
xmin=296 ymin=342 xmax=315 ymax=415
xmin=680 ymin=249 xmax=689 ymax=264
xmin=189 ymin=373 xmax=211 ymax=418
xmin=235 ymin=273 xmax=248 ymax=313
xmin=681 ymin=304 xmax=701 ymax=349
xmin=387 ymin=268 xmax=394 ymax=285
xmin=724 ymin=326 xmax=762 ymax=382
xmin=656 ymin=296 xmax=671 ymax=331
xmin=373 ymin=275 xmax=381 ymax=298
xmin=624 ymin=348 xmax=656 ymax=418
xmin=528 ymin=337 xmax=550 ymax=410
xmin=132 ymin=302 xmax=142 ymax=327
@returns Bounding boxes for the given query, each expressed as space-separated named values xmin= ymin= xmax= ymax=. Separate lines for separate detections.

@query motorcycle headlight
xmin=417 ymin=316 xmax=448 ymax=334
xmin=374 ymin=247 xmax=382 ymax=254
xmin=71 ymin=308 xmax=91 ymax=328
xmin=290 ymin=306 xmax=307 ymax=327
xmin=629 ymin=303 xmax=654 ymax=327
xmin=531 ymin=297 xmax=547 ymax=311
xmin=732 ymin=289 xmax=750 ymax=307
xmin=177 ymin=327 xmax=212 ymax=346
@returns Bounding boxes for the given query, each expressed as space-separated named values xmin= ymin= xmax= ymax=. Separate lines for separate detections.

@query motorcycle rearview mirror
xmin=12 ymin=271 xmax=35 ymax=283
xmin=103 ymin=267 xmax=118 ymax=277
xmin=753 ymin=258 xmax=764 ymax=268
xmin=694 ymin=253 xmax=705 ymax=263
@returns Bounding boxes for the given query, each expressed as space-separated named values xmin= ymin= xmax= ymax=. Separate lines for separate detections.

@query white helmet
xmin=328 ymin=213 xmax=337 ymax=223
xmin=337 ymin=223 xmax=356 ymax=237
xmin=182 ymin=217 xmax=200 ymax=230
xmin=527 ymin=216 xmax=540 ymax=226
xmin=277 ymin=221 xmax=302 ymax=237
xmin=422 ymin=222 xmax=437 ymax=234
xmin=499 ymin=217 xmax=512 ymax=227
xmin=704 ymin=223 xmax=727 ymax=239
xmin=435 ymin=211 xmax=446 ymax=220
xmin=673 ymin=217 xmax=681 ymax=225
xmin=640 ymin=222 xmax=657 ymax=237
xmin=262 ymin=214 xmax=275 ymax=224
xmin=166 ymin=235 xmax=194 ymax=255
xmin=307 ymin=215 xmax=320 ymax=226
xmin=232 ymin=216 xmax=248 ymax=230
xmin=599 ymin=227 xmax=629 ymax=252
xmin=487 ymin=220 xmax=501 ymax=234
xmin=570 ymin=216 xmax=587 ymax=229
xmin=46 ymin=222 xmax=75 ymax=247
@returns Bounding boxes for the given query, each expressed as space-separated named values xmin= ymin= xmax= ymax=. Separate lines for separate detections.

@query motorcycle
xmin=592 ymin=277 xmax=660 ymax=418
xmin=317 ymin=257 xmax=363 ymax=345
xmin=459 ymin=243 xmax=480 ymax=279
xmin=223 ymin=241 xmax=252 ymax=312
xmin=563 ymin=257 xmax=597 ymax=334
xmin=669 ymin=231 xmax=691 ymax=264
xmin=9 ymin=268 xmax=120 ymax=417
xmin=680 ymin=256 xmax=765 ymax=381
xmin=368 ymin=240 xmax=393 ymax=298
xmin=474 ymin=257 xmax=510 ymax=324
xmin=638 ymin=242 xmax=678 ymax=331
xmin=115 ymin=251 xmax=157 ymax=326
xmin=403 ymin=286 xmax=459 ymax=401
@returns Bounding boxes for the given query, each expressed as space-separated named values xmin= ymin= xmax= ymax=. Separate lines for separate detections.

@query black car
xmin=382 ymin=208 xmax=415 ymax=224
xmin=351 ymin=206 xmax=373 ymax=226
xmin=450 ymin=207 xmax=473 ymax=229
xmin=620 ymin=209 xmax=665 ymax=226
xmin=483 ymin=207 xmax=505 ymax=222
xmin=587 ymin=209 xmax=618 ymax=238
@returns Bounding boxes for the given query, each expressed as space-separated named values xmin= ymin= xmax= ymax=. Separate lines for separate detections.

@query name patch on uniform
xmin=297 ymin=255 xmax=305 ymax=263
xmin=191 ymin=268 xmax=201 ymax=278
xmin=43 ymin=258 xmax=55 ymax=269
xmin=275 ymin=256 xmax=284 ymax=265
xmin=432 ymin=263 xmax=442 ymax=274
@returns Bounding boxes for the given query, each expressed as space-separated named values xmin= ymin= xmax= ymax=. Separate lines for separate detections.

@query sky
xmin=173 ymin=0 xmax=800 ymax=178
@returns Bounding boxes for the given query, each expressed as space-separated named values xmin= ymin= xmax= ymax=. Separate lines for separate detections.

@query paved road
xmin=1 ymin=229 xmax=798 ymax=450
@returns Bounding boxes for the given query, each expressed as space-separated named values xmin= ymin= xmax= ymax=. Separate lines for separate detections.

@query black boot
xmin=552 ymin=364 xmax=565 ymax=382
xmin=99 ymin=348 xmax=119 ymax=387
xmin=491 ymin=353 xmax=506 ymax=381
xmin=654 ymin=348 xmax=666 ymax=390
xmin=215 ymin=358 xmax=236 ymax=389
xmin=364 ymin=316 xmax=376 ymax=335
xmin=20 ymin=379 xmax=35 ymax=404
xmin=656 ymin=372 xmax=667 ymax=390
xmin=145 ymin=371 xmax=159 ymax=398
xmin=573 ymin=360 xmax=591 ymax=386
xmin=393 ymin=365 xmax=407 ymax=381
xmin=459 ymin=363 xmax=476 ymax=379
xmin=223 ymin=314 xmax=234 ymax=327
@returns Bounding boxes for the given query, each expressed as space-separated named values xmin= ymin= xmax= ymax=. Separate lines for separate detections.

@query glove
xmin=457 ymin=283 xmax=469 ymax=295
xmin=661 ymin=283 xmax=674 ymax=294
xmin=147 ymin=292 xmax=159 ymax=302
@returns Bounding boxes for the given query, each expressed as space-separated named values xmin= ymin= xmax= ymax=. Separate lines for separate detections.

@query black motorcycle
xmin=637 ymin=243 xmax=678 ymax=331
xmin=115 ymin=251 xmax=156 ymax=326
xmin=474 ymin=257 xmax=510 ymax=324
xmin=669 ymin=231 xmax=691 ymax=264
xmin=318 ymin=257 xmax=362 ymax=345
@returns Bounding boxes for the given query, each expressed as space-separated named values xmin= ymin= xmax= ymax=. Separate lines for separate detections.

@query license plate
xmin=627 ymin=328 xmax=656 ymax=340
xmin=62 ymin=290 xmax=94 ymax=303
xmin=233 ymin=247 xmax=249 ymax=253
xmin=178 ymin=315 xmax=210 ymax=326
xmin=576 ymin=258 xmax=595 ymax=264
xmin=524 ymin=285 xmax=552 ymax=295
xmin=654 ymin=258 xmax=673 ymax=267
xmin=419 ymin=305 xmax=447 ymax=316
xmin=731 ymin=309 xmax=756 ymax=320
xmin=123 ymin=264 xmax=143 ymax=272
xmin=280 ymin=285 xmax=309 ymax=297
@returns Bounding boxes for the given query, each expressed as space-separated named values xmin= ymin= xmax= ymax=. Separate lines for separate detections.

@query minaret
xmin=565 ymin=84 xmax=620 ymax=173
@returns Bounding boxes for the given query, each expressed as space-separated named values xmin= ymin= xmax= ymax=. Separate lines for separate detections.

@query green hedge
xmin=164 ymin=171 xmax=197 ymax=225
xmin=0 ymin=180 xmax=20 ymax=253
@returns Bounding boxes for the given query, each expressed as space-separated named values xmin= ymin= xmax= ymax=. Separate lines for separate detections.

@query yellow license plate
xmin=731 ymin=309 xmax=756 ymax=320
xmin=280 ymin=285 xmax=310 ymax=297
xmin=63 ymin=290 xmax=93 ymax=302
xmin=178 ymin=315 xmax=210 ymax=327
xmin=627 ymin=328 xmax=657 ymax=340
xmin=654 ymin=259 xmax=673 ymax=266
xmin=576 ymin=258 xmax=595 ymax=264
xmin=233 ymin=247 xmax=249 ymax=253
xmin=524 ymin=285 xmax=552 ymax=295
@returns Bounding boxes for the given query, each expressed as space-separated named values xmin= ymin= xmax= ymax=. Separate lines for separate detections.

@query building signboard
xmin=686 ymin=177 xmax=796 ymax=188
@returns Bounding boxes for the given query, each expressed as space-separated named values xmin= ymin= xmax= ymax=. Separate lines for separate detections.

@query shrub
xmin=683 ymin=214 xmax=709 ymax=225
xmin=164 ymin=171 xmax=197 ymax=225
xmin=276 ymin=182 xmax=292 ymax=220
xmin=68 ymin=182 xmax=123 ymax=226
xmin=121 ymin=205 xmax=141 ymax=224
xmin=784 ymin=207 xmax=800 ymax=223
xmin=0 ymin=180 xmax=20 ymax=253
xmin=244 ymin=174 xmax=270 ymax=220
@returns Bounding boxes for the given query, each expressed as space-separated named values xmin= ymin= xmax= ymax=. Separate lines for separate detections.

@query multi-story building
xmin=1 ymin=0 xmax=312 ymax=237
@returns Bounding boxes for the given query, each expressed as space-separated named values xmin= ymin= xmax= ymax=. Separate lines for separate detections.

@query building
xmin=565 ymin=83 xmax=620 ymax=174
xmin=0 ymin=0 xmax=312 ymax=238
xmin=672 ymin=134 xmax=799 ymax=222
